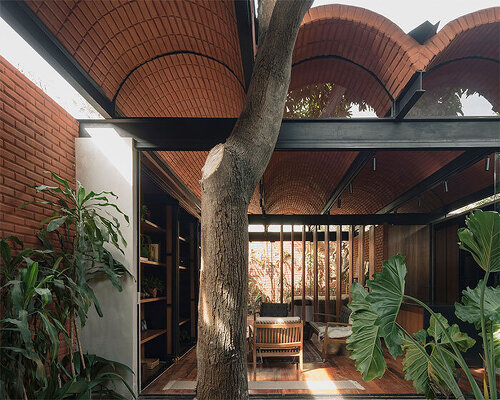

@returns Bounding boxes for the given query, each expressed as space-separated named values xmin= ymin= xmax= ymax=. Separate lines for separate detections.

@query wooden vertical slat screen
xmin=369 ymin=225 xmax=376 ymax=281
xmin=291 ymin=225 xmax=294 ymax=316
xmin=301 ymin=225 xmax=306 ymax=322
xmin=336 ymin=225 xmax=342 ymax=318
xmin=313 ymin=227 xmax=318 ymax=322
xmin=325 ymin=225 xmax=330 ymax=321
xmin=280 ymin=224 xmax=284 ymax=303
xmin=358 ymin=226 xmax=365 ymax=286
xmin=348 ymin=225 xmax=354 ymax=300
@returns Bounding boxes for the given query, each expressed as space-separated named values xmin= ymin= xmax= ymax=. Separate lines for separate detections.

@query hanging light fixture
xmin=349 ymin=182 xmax=353 ymax=194
xmin=372 ymin=156 xmax=376 ymax=171
xmin=444 ymin=180 xmax=449 ymax=193
xmin=485 ymin=156 xmax=490 ymax=171
xmin=418 ymin=197 xmax=422 ymax=207
xmin=337 ymin=198 xmax=341 ymax=208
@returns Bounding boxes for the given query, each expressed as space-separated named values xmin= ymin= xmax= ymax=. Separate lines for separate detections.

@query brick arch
xmin=290 ymin=58 xmax=392 ymax=116
xmin=423 ymin=59 xmax=500 ymax=112
xmin=27 ymin=0 xmax=244 ymax=103
xmin=425 ymin=9 xmax=500 ymax=68
xmin=116 ymin=53 xmax=245 ymax=117
xmin=292 ymin=4 xmax=422 ymax=116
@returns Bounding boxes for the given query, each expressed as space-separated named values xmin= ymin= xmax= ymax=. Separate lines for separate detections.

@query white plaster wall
xmin=76 ymin=137 xmax=138 ymax=397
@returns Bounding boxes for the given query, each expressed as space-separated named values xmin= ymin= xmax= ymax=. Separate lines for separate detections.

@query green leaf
xmin=77 ymin=186 xmax=86 ymax=206
xmin=34 ymin=287 xmax=52 ymax=307
xmin=493 ymin=322 xmax=500 ymax=369
xmin=23 ymin=261 xmax=39 ymax=292
xmin=366 ymin=254 xmax=406 ymax=357
xmin=47 ymin=216 xmax=68 ymax=232
xmin=458 ymin=210 xmax=500 ymax=273
xmin=428 ymin=314 xmax=475 ymax=353
xmin=455 ymin=281 xmax=500 ymax=328
xmin=37 ymin=312 xmax=59 ymax=361
xmin=402 ymin=333 xmax=434 ymax=398
xmin=346 ymin=283 xmax=386 ymax=381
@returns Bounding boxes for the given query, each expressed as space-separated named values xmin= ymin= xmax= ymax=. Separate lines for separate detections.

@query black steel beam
xmin=234 ymin=0 xmax=255 ymax=91
xmin=249 ymin=231 xmax=350 ymax=242
xmin=248 ymin=213 xmax=438 ymax=225
xmin=1 ymin=1 xmax=119 ymax=118
xmin=389 ymin=71 xmax=425 ymax=120
xmin=78 ymin=117 xmax=500 ymax=151
xmin=376 ymin=149 xmax=494 ymax=214
xmin=320 ymin=151 xmax=375 ymax=214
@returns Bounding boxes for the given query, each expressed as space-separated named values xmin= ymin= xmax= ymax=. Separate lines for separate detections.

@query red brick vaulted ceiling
xmin=27 ymin=0 xmax=246 ymax=117
xmin=291 ymin=5 xmax=500 ymax=116
xmin=25 ymin=2 xmax=500 ymax=215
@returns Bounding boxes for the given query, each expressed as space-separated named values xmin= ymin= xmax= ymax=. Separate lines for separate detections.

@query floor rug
xmin=163 ymin=380 xmax=364 ymax=391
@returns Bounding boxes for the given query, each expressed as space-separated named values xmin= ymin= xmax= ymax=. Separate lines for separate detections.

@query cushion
xmin=260 ymin=302 xmax=288 ymax=317
xmin=310 ymin=322 xmax=352 ymax=339
xmin=255 ymin=316 xmax=301 ymax=324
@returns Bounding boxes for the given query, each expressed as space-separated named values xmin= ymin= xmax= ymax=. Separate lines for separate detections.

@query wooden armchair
xmin=251 ymin=319 xmax=303 ymax=374
xmin=310 ymin=306 xmax=352 ymax=359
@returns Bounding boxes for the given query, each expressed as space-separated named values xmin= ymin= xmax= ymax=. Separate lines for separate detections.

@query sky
xmin=0 ymin=1 xmax=497 ymax=119
xmin=312 ymin=0 xmax=499 ymax=33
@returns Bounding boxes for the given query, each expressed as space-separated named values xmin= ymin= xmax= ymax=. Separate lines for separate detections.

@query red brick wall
xmin=0 ymin=56 xmax=78 ymax=248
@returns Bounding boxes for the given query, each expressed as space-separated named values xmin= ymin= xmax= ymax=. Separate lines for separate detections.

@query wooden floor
xmin=142 ymin=343 xmax=418 ymax=397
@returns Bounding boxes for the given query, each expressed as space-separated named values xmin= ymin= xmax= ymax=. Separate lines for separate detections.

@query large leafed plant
xmin=347 ymin=210 xmax=499 ymax=400
xmin=0 ymin=172 xmax=134 ymax=399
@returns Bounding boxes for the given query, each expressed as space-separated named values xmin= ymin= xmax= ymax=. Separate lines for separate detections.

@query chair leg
xmin=322 ymin=335 xmax=328 ymax=361
xmin=299 ymin=351 xmax=303 ymax=371
xmin=253 ymin=345 xmax=257 ymax=375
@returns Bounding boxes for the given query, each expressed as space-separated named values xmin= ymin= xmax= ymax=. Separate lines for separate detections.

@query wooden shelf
xmin=141 ymin=329 xmax=167 ymax=344
xmin=141 ymin=259 xmax=166 ymax=267
xmin=140 ymin=296 xmax=167 ymax=304
xmin=178 ymin=235 xmax=188 ymax=242
xmin=141 ymin=219 xmax=166 ymax=234
xmin=178 ymin=318 xmax=190 ymax=326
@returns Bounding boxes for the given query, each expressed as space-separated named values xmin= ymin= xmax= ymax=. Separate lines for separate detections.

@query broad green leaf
xmin=47 ymin=216 xmax=68 ymax=232
xmin=346 ymin=283 xmax=386 ymax=381
xmin=366 ymin=254 xmax=406 ymax=357
xmin=402 ymin=333 xmax=434 ymax=398
xmin=455 ymin=281 xmax=500 ymax=328
xmin=458 ymin=210 xmax=500 ymax=273
xmin=428 ymin=314 xmax=475 ymax=352
xmin=493 ymin=322 xmax=500 ymax=369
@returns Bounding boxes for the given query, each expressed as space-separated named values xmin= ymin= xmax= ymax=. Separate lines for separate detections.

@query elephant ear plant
xmin=0 ymin=172 xmax=134 ymax=399
xmin=347 ymin=210 xmax=499 ymax=400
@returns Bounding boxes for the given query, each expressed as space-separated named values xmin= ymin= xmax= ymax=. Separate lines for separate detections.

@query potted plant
xmin=142 ymin=276 xmax=163 ymax=298
xmin=141 ymin=204 xmax=150 ymax=221
xmin=141 ymin=234 xmax=152 ymax=259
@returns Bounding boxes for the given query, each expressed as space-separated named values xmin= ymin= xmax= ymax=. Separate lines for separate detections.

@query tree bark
xmin=196 ymin=1 xmax=312 ymax=399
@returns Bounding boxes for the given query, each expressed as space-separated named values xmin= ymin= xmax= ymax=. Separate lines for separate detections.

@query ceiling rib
xmin=320 ymin=151 xmax=375 ymax=214
xmin=376 ymin=149 xmax=494 ymax=214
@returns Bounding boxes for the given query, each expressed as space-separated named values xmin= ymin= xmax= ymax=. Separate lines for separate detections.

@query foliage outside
xmin=0 ymin=172 xmax=134 ymax=399
xmin=347 ymin=210 xmax=499 ymax=399
xmin=248 ymin=238 xmax=351 ymax=312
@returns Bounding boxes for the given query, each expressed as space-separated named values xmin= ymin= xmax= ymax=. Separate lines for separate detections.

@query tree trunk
xmin=196 ymin=1 xmax=312 ymax=399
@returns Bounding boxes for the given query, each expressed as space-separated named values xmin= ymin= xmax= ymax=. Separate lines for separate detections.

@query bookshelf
xmin=139 ymin=159 xmax=200 ymax=389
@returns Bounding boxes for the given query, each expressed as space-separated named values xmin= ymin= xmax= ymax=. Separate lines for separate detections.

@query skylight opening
xmin=0 ymin=17 xmax=103 ymax=120
xmin=447 ymin=194 xmax=499 ymax=217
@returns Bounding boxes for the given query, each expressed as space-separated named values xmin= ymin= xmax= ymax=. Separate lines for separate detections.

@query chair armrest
xmin=325 ymin=322 xmax=352 ymax=327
